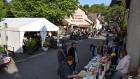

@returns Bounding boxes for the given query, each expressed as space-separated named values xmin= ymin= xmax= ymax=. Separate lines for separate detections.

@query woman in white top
xmin=112 ymin=49 xmax=130 ymax=79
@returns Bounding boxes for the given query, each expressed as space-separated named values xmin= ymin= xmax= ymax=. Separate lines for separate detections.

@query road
xmin=0 ymin=39 xmax=103 ymax=79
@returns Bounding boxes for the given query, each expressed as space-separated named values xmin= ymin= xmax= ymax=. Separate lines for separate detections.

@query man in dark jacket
xmin=90 ymin=44 xmax=96 ymax=57
xmin=57 ymin=56 xmax=77 ymax=79
xmin=57 ymin=47 xmax=66 ymax=65
xmin=67 ymin=42 xmax=78 ymax=71
xmin=62 ymin=41 xmax=68 ymax=57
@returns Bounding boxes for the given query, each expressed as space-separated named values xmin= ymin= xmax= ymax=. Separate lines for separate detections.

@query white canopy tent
xmin=0 ymin=18 xmax=59 ymax=53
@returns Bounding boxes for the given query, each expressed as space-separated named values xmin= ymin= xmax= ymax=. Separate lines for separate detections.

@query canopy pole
xmin=40 ymin=30 xmax=47 ymax=48
xmin=57 ymin=29 xmax=60 ymax=47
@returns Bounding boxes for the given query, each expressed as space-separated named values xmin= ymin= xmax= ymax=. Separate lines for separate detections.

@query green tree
xmin=83 ymin=4 xmax=89 ymax=10
xmin=81 ymin=4 xmax=108 ymax=14
xmin=0 ymin=0 xmax=6 ymax=20
xmin=104 ymin=0 xmax=127 ymax=31
xmin=10 ymin=0 xmax=79 ymax=23
xmin=88 ymin=4 xmax=107 ymax=14
xmin=81 ymin=1 xmax=127 ymax=32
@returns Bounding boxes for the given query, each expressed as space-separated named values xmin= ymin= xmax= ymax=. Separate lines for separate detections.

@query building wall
xmin=65 ymin=8 xmax=91 ymax=26
xmin=127 ymin=0 xmax=140 ymax=69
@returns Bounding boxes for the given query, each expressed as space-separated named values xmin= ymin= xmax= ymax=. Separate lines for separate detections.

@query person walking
xmin=57 ymin=56 xmax=78 ymax=79
xmin=57 ymin=47 xmax=66 ymax=65
xmin=111 ymin=50 xmax=118 ymax=66
xmin=67 ymin=42 xmax=79 ymax=71
xmin=105 ymin=34 xmax=109 ymax=46
xmin=90 ymin=44 xmax=96 ymax=57
xmin=62 ymin=41 xmax=68 ymax=57
xmin=112 ymin=49 xmax=130 ymax=79
xmin=107 ymin=39 xmax=114 ymax=54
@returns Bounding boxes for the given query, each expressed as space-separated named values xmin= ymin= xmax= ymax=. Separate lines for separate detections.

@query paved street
xmin=0 ymin=39 xmax=103 ymax=79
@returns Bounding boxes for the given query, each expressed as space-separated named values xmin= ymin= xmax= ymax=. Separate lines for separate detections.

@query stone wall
xmin=127 ymin=0 xmax=140 ymax=69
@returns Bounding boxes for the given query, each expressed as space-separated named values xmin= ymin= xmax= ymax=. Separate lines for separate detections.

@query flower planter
xmin=42 ymin=47 xmax=48 ymax=51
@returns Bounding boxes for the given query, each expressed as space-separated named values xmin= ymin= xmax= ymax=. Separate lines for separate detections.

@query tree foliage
xmin=0 ymin=0 xmax=6 ymax=20
xmin=89 ymin=4 xmax=108 ymax=14
xmin=81 ymin=1 xmax=127 ymax=31
xmin=10 ymin=0 xmax=79 ymax=23
xmin=105 ymin=0 xmax=127 ymax=30
xmin=83 ymin=4 xmax=89 ymax=10
xmin=82 ymin=4 xmax=108 ymax=14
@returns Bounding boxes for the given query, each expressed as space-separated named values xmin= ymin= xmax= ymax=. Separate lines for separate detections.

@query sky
xmin=79 ymin=0 xmax=112 ymax=6
xmin=6 ymin=0 xmax=111 ymax=6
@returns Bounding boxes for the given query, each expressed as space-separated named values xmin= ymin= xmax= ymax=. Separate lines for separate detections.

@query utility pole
xmin=4 ymin=23 xmax=8 ymax=56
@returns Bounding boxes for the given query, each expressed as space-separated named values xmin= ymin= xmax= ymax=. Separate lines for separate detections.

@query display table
xmin=76 ymin=55 xmax=110 ymax=79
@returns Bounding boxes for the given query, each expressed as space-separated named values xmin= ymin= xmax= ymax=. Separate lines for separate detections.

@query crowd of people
xmin=56 ymin=38 xmax=128 ymax=79
xmin=88 ymin=30 xmax=129 ymax=79
xmin=70 ymin=29 xmax=89 ymax=40
xmin=56 ymin=24 xmax=140 ymax=79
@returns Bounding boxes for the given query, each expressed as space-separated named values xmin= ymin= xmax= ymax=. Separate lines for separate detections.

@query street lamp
xmin=4 ymin=23 xmax=8 ymax=56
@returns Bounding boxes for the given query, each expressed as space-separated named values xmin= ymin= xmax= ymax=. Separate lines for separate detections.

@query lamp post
xmin=4 ymin=23 xmax=8 ymax=56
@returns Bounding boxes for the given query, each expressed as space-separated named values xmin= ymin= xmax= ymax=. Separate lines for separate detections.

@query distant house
xmin=64 ymin=8 xmax=93 ymax=30
xmin=88 ymin=13 xmax=104 ymax=31
xmin=88 ymin=13 xmax=98 ymax=24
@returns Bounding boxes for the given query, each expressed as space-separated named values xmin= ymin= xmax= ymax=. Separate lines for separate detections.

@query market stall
xmin=0 ymin=18 xmax=59 ymax=53
xmin=77 ymin=55 xmax=110 ymax=79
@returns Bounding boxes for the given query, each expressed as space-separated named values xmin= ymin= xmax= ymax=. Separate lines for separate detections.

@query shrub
xmin=0 ymin=46 xmax=4 ymax=53
xmin=26 ymin=38 xmax=37 ymax=49
xmin=43 ymin=41 xmax=49 ymax=48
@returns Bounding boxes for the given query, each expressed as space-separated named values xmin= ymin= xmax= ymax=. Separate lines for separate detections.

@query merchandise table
xmin=76 ymin=55 xmax=110 ymax=79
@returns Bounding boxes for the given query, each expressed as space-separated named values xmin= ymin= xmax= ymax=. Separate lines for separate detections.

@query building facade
xmin=64 ymin=8 xmax=92 ymax=30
